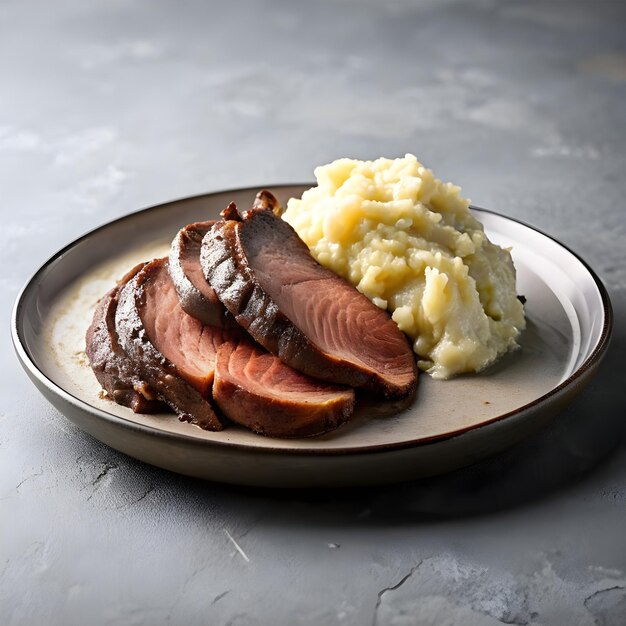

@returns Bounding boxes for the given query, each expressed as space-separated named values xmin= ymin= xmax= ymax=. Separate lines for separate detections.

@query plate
xmin=11 ymin=185 xmax=613 ymax=487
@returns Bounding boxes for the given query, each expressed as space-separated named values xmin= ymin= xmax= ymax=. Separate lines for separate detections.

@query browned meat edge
xmin=115 ymin=258 xmax=223 ymax=431
xmin=168 ymin=220 xmax=234 ymax=327
xmin=85 ymin=263 xmax=164 ymax=413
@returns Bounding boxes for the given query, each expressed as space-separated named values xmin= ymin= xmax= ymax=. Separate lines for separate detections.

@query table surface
xmin=2 ymin=1 xmax=625 ymax=624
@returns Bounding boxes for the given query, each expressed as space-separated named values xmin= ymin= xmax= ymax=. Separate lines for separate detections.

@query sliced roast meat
xmin=213 ymin=337 xmax=355 ymax=438
xmin=140 ymin=260 xmax=233 ymax=398
xmin=116 ymin=258 xmax=224 ymax=430
xmin=116 ymin=256 xmax=354 ymax=437
xmin=201 ymin=192 xmax=418 ymax=399
xmin=169 ymin=220 xmax=233 ymax=327
xmin=85 ymin=263 xmax=164 ymax=413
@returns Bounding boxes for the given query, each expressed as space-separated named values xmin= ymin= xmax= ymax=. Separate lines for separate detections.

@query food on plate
xmin=213 ymin=339 xmax=354 ymax=438
xmin=86 ymin=153 xmax=526 ymax=439
xmin=169 ymin=220 xmax=233 ymax=328
xmin=85 ymin=262 xmax=165 ymax=414
xmin=283 ymin=154 xmax=526 ymax=378
xmin=87 ymin=221 xmax=360 ymax=437
xmin=201 ymin=199 xmax=417 ymax=399
xmin=115 ymin=258 xmax=224 ymax=430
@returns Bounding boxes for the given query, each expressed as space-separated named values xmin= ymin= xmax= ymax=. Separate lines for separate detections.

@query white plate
xmin=11 ymin=186 xmax=613 ymax=486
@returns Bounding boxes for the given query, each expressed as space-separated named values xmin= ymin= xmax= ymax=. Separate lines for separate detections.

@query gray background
xmin=2 ymin=1 xmax=625 ymax=624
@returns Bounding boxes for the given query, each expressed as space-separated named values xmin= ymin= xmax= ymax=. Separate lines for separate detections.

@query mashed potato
xmin=283 ymin=154 xmax=526 ymax=379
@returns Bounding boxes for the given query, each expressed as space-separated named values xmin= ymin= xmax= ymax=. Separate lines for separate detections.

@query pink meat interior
xmin=218 ymin=339 xmax=353 ymax=402
xmin=141 ymin=260 xmax=228 ymax=396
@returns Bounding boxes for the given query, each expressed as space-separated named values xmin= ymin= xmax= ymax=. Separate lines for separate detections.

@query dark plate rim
xmin=11 ymin=185 xmax=614 ymax=457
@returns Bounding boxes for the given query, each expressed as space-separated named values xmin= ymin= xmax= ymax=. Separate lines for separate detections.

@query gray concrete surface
xmin=1 ymin=1 xmax=625 ymax=624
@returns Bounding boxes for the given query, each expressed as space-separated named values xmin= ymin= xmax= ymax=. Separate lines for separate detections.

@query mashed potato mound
xmin=283 ymin=154 xmax=526 ymax=379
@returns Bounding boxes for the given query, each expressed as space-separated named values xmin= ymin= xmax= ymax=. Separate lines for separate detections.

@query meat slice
xmin=85 ymin=263 xmax=164 ymax=413
xmin=116 ymin=258 xmax=223 ymax=430
xmin=213 ymin=338 xmax=355 ymax=438
xmin=167 ymin=192 xmax=281 ymax=327
xmin=168 ymin=220 xmax=232 ymax=327
xmin=201 ymin=192 xmax=417 ymax=399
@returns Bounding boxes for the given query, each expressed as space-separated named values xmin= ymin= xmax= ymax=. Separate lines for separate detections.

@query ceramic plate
xmin=11 ymin=185 xmax=613 ymax=487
